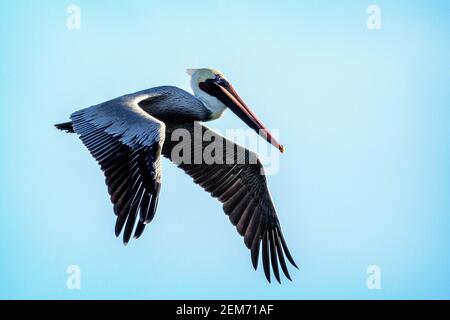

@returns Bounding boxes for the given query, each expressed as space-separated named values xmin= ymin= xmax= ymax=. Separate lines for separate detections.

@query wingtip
xmin=54 ymin=121 xmax=75 ymax=133
xmin=263 ymin=269 xmax=271 ymax=284
xmin=252 ymin=258 xmax=258 ymax=270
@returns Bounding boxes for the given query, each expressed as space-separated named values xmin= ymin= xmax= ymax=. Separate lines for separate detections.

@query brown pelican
xmin=55 ymin=68 xmax=297 ymax=283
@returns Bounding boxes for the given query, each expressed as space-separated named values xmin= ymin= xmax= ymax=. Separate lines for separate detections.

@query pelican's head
xmin=187 ymin=68 xmax=285 ymax=153
xmin=187 ymin=68 xmax=228 ymax=120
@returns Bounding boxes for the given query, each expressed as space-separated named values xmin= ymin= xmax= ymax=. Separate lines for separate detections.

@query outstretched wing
xmin=70 ymin=96 xmax=165 ymax=244
xmin=162 ymin=122 xmax=297 ymax=283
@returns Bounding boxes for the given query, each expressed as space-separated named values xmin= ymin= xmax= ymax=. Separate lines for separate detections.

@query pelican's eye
xmin=215 ymin=75 xmax=229 ymax=87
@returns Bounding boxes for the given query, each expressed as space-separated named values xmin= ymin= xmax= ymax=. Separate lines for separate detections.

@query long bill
xmin=200 ymin=79 xmax=285 ymax=153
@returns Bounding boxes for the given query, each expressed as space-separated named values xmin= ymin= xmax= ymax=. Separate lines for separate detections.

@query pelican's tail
xmin=55 ymin=121 xmax=75 ymax=133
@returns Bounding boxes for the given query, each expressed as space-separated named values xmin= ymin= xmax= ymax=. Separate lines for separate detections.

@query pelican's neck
xmin=198 ymin=96 xmax=227 ymax=120
xmin=191 ymin=84 xmax=227 ymax=120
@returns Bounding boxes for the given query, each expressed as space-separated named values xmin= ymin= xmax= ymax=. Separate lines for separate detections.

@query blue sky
xmin=0 ymin=0 xmax=449 ymax=299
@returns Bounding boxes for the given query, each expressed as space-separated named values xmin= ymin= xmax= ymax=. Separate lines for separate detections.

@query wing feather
xmin=69 ymin=95 xmax=165 ymax=243
xmin=162 ymin=122 xmax=297 ymax=282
